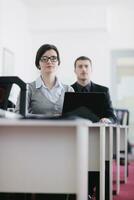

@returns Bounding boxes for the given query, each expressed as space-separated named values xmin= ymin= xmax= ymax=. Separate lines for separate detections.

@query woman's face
xmin=39 ymin=49 xmax=59 ymax=75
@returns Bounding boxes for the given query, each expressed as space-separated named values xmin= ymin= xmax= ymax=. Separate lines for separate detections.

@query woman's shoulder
xmin=61 ymin=83 xmax=74 ymax=92
xmin=27 ymin=80 xmax=37 ymax=93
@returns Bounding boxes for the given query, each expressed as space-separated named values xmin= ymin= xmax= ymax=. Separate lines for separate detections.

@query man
xmin=71 ymin=56 xmax=117 ymax=123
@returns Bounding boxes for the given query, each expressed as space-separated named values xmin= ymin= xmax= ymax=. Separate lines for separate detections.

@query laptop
xmin=62 ymin=92 xmax=107 ymax=122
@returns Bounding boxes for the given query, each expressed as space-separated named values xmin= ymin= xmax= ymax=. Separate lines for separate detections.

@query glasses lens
xmin=40 ymin=57 xmax=47 ymax=62
xmin=50 ymin=56 xmax=57 ymax=62
xmin=40 ymin=56 xmax=57 ymax=63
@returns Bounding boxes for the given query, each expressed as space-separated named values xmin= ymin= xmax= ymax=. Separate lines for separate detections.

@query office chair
xmin=0 ymin=76 xmax=27 ymax=116
xmin=114 ymin=108 xmax=129 ymax=126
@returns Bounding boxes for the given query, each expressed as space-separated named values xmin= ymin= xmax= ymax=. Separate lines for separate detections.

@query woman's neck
xmin=41 ymin=74 xmax=56 ymax=90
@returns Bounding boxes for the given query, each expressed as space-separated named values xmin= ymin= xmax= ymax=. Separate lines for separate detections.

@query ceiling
xmin=21 ymin=0 xmax=133 ymax=7
xmin=22 ymin=0 xmax=109 ymax=6
xmin=20 ymin=0 xmax=134 ymax=33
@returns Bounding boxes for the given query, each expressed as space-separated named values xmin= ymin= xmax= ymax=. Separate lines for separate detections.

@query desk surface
xmin=0 ymin=118 xmax=128 ymax=200
xmin=0 ymin=118 xmax=116 ymax=127
xmin=0 ymin=118 xmax=90 ymax=197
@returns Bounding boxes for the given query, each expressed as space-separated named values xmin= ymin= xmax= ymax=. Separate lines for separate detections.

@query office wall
xmin=29 ymin=4 xmax=111 ymax=87
xmin=107 ymin=3 xmax=134 ymax=49
xmin=0 ymin=0 xmax=2 ymax=74
xmin=27 ymin=2 xmax=134 ymax=90
xmin=0 ymin=0 xmax=34 ymax=82
xmin=0 ymin=1 xmax=134 ymax=92
xmin=31 ymin=29 xmax=110 ymax=86
xmin=106 ymin=3 xmax=134 ymax=105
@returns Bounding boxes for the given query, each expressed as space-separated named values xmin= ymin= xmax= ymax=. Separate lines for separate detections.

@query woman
xmin=15 ymin=44 xmax=74 ymax=116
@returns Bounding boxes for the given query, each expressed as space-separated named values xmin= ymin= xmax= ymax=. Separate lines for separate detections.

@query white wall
xmin=0 ymin=0 xmax=3 ymax=74
xmin=1 ymin=0 xmax=134 ymax=140
xmin=107 ymin=3 xmax=134 ymax=49
xmin=29 ymin=4 xmax=111 ymax=87
xmin=0 ymin=0 xmax=35 ymax=82
xmin=1 ymin=1 xmax=134 ymax=94
xmin=32 ymin=29 xmax=110 ymax=86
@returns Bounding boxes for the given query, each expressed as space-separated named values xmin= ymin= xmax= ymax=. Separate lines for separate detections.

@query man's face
xmin=74 ymin=59 xmax=92 ymax=82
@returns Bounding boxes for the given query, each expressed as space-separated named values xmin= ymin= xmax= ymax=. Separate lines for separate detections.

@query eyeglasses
xmin=40 ymin=56 xmax=58 ymax=63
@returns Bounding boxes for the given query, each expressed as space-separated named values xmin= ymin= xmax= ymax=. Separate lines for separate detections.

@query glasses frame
xmin=40 ymin=56 xmax=58 ymax=63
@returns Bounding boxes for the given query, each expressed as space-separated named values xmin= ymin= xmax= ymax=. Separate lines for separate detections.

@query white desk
xmin=0 ymin=119 xmax=108 ymax=200
xmin=0 ymin=119 xmax=90 ymax=200
xmin=120 ymin=126 xmax=128 ymax=184
xmin=105 ymin=124 xmax=128 ymax=199
xmin=88 ymin=124 xmax=105 ymax=200
xmin=87 ymin=124 xmax=128 ymax=200
xmin=105 ymin=126 xmax=113 ymax=200
xmin=113 ymin=125 xmax=128 ymax=195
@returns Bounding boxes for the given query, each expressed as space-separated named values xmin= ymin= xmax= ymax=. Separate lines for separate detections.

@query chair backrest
xmin=0 ymin=84 xmax=12 ymax=110
xmin=0 ymin=76 xmax=26 ymax=116
xmin=114 ymin=108 xmax=129 ymax=125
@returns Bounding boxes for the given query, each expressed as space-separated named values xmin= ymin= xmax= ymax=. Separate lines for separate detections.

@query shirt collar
xmin=35 ymin=76 xmax=42 ymax=89
xmin=54 ymin=77 xmax=63 ymax=89
xmin=35 ymin=76 xmax=63 ymax=89
xmin=76 ymin=82 xmax=91 ymax=92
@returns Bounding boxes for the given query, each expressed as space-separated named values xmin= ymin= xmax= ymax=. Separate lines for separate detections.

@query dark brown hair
xmin=35 ymin=44 xmax=60 ymax=69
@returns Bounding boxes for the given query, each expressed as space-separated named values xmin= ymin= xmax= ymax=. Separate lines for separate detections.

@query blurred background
xmin=0 ymin=0 xmax=134 ymax=144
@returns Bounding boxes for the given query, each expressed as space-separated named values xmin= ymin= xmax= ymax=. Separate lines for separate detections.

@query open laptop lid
xmin=62 ymin=92 xmax=107 ymax=122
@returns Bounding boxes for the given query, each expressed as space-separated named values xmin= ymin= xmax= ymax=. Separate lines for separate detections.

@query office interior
xmin=0 ymin=0 xmax=134 ymax=199
xmin=0 ymin=0 xmax=134 ymax=142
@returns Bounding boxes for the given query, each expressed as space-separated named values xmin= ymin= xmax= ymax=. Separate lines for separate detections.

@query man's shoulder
xmin=71 ymin=81 xmax=109 ymax=92
xmin=71 ymin=82 xmax=77 ymax=87
xmin=71 ymin=82 xmax=78 ymax=91
xmin=91 ymin=82 xmax=109 ymax=92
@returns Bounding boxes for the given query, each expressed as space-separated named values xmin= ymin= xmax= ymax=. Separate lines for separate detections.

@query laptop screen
xmin=62 ymin=92 xmax=107 ymax=122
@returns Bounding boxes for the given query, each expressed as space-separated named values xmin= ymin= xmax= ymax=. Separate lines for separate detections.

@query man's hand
xmin=99 ymin=118 xmax=112 ymax=124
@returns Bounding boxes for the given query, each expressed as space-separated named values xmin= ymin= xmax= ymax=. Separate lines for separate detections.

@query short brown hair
xmin=74 ymin=56 xmax=92 ymax=68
